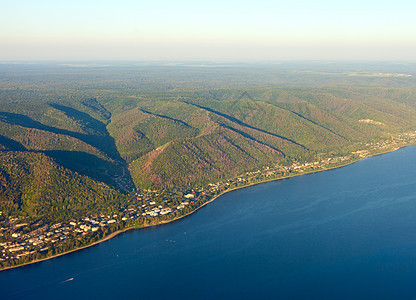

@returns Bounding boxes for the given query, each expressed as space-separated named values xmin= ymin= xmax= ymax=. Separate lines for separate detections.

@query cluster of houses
xmin=364 ymin=131 xmax=416 ymax=151
xmin=138 ymin=193 xmax=197 ymax=217
xmin=1 ymin=220 xmax=70 ymax=261
xmin=1 ymin=189 xmax=202 ymax=264
xmin=0 ymin=213 xmax=131 ymax=263
xmin=143 ymin=206 xmax=173 ymax=217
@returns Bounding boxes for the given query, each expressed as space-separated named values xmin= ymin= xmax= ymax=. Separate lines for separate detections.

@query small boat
xmin=60 ymin=278 xmax=74 ymax=283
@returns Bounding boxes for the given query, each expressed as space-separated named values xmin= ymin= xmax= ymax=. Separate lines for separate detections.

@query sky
xmin=1 ymin=0 xmax=416 ymax=61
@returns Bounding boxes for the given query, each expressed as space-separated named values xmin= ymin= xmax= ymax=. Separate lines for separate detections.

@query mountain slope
xmin=0 ymin=151 xmax=128 ymax=221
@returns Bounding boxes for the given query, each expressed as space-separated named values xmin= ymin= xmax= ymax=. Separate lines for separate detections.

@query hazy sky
xmin=1 ymin=0 xmax=416 ymax=61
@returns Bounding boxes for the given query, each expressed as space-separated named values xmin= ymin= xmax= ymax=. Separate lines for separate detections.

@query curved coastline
xmin=0 ymin=144 xmax=412 ymax=272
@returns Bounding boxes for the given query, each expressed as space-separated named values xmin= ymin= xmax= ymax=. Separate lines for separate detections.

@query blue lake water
xmin=1 ymin=146 xmax=416 ymax=299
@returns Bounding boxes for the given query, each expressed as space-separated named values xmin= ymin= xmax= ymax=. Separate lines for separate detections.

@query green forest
xmin=1 ymin=62 xmax=416 ymax=222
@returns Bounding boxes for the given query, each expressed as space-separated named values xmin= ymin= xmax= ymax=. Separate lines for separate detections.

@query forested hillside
xmin=1 ymin=62 xmax=416 ymax=219
xmin=0 ymin=151 xmax=129 ymax=221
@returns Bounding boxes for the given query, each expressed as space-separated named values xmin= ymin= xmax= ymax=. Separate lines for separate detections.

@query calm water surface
xmin=1 ymin=146 xmax=416 ymax=299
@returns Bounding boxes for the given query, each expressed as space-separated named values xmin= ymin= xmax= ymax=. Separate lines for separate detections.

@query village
xmin=1 ymin=131 xmax=415 ymax=268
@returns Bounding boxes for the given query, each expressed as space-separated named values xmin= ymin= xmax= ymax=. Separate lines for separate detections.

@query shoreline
xmin=1 ymin=143 xmax=414 ymax=272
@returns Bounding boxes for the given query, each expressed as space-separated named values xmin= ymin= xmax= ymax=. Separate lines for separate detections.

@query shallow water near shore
xmin=2 ymin=146 xmax=416 ymax=299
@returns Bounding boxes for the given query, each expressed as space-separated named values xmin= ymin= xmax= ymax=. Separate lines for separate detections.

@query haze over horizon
xmin=1 ymin=0 xmax=416 ymax=61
